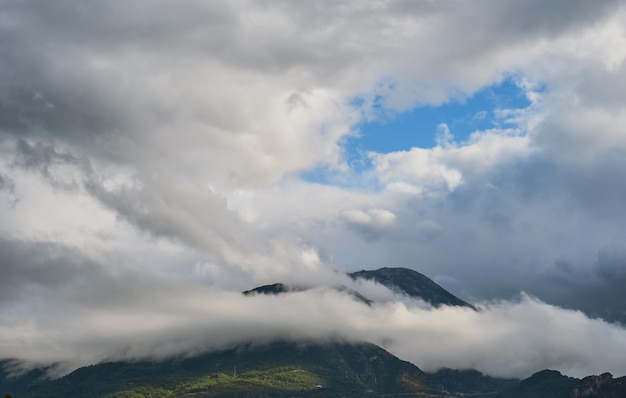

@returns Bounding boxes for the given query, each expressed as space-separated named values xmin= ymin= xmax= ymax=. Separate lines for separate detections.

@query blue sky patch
xmin=346 ymin=77 xmax=532 ymax=155
xmin=301 ymin=77 xmax=533 ymax=184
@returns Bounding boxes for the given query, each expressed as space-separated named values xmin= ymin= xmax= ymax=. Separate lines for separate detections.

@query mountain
xmin=561 ymin=373 xmax=626 ymax=398
xmin=243 ymin=283 xmax=373 ymax=305
xmin=242 ymin=283 xmax=296 ymax=296
xmin=489 ymin=370 xmax=626 ymax=398
xmin=492 ymin=369 xmax=579 ymax=398
xmin=349 ymin=267 xmax=475 ymax=309
xmin=11 ymin=341 xmax=620 ymax=398
xmin=243 ymin=267 xmax=473 ymax=309
xmin=0 ymin=340 xmax=505 ymax=398
xmin=0 ymin=360 xmax=52 ymax=397
xmin=429 ymin=367 xmax=517 ymax=396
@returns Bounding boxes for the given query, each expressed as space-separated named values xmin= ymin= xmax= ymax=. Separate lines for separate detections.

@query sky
xmin=2 ymin=0 xmax=626 ymax=380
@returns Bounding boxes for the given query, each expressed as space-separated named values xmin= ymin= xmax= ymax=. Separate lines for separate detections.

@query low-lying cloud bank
xmin=2 ymin=272 xmax=625 ymax=380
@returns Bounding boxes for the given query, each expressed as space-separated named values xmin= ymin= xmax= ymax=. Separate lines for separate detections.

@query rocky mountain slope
xmin=349 ymin=267 xmax=475 ymax=308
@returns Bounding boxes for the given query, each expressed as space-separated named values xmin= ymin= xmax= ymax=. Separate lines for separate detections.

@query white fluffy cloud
xmin=340 ymin=208 xmax=397 ymax=239
xmin=2 ymin=278 xmax=626 ymax=380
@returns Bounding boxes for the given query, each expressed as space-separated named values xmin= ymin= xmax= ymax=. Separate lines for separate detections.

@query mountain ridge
xmin=5 ymin=342 xmax=624 ymax=398
xmin=0 ymin=340 xmax=514 ymax=398
xmin=348 ymin=267 xmax=475 ymax=309
xmin=243 ymin=267 xmax=474 ymax=309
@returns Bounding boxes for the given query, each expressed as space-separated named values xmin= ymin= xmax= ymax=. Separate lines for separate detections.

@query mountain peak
xmin=242 ymin=283 xmax=295 ymax=296
xmin=242 ymin=282 xmax=373 ymax=305
xmin=242 ymin=267 xmax=475 ymax=310
xmin=349 ymin=267 xmax=475 ymax=309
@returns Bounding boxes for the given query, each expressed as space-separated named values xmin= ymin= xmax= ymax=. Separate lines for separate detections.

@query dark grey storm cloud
xmin=0 ymin=234 xmax=176 ymax=309
xmin=538 ymin=245 xmax=626 ymax=324
xmin=12 ymin=138 xmax=91 ymax=190
xmin=0 ymin=236 xmax=93 ymax=298
xmin=442 ymin=154 xmax=626 ymax=324
xmin=0 ymin=174 xmax=12 ymax=192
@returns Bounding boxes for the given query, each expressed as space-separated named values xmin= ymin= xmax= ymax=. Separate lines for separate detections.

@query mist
xmin=2 ymin=270 xmax=626 ymax=380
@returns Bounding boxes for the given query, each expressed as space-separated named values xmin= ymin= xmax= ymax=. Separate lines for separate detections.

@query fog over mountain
xmin=3 ymin=265 xmax=626 ymax=380
xmin=2 ymin=0 xmax=626 ymax=381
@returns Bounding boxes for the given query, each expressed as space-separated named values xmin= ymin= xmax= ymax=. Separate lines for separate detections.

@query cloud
xmin=1 ymin=273 xmax=626 ymax=380
xmin=417 ymin=220 xmax=443 ymax=239
xmin=2 ymin=0 xmax=626 ymax=382
xmin=0 ymin=174 xmax=13 ymax=195
xmin=369 ymin=128 xmax=531 ymax=196
xmin=340 ymin=208 xmax=396 ymax=240
xmin=529 ymin=245 xmax=626 ymax=324
xmin=1 ymin=231 xmax=624 ymax=380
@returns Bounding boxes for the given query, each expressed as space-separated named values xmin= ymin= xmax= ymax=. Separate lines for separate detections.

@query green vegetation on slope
xmin=108 ymin=366 xmax=321 ymax=398
xmin=6 ymin=340 xmax=624 ymax=398
xmin=3 ymin=341 xmax=438 ymax=397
